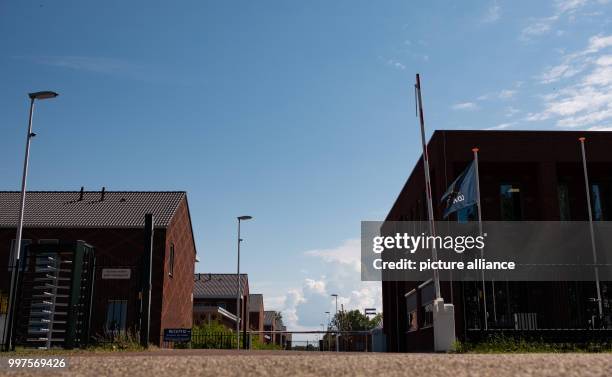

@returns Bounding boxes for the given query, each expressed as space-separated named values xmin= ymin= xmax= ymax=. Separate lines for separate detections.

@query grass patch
xmin=453 ymin=334 xmax=612 ymax=353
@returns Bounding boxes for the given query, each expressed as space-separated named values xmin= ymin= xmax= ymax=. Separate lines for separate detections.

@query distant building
xmin=382 ymin=130 xmax=612 ymax=352
xmin=248 ymin=293 xmax=264 ymax=333
xmin=263 ymin=310 xmax=288 ymax=346
xmin=0 ymin=190 xmax=197 ymax=347
xmin=193 ymin=273 xmax=249 ymax=332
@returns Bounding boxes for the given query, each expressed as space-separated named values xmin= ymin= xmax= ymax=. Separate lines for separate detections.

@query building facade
xmin=382 ymin=130 xmax=612 ymax=352
xmin=248 ymin=293 xmax=265 ymax=333
xmin=0 ymin=190 xmax=197 ymax=347
xmin=193 ymin=273 xmax=250 ymax=332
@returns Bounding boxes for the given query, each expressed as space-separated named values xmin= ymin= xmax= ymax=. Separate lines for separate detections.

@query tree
xmin=330 ymin=310 xmax=382 ymax=331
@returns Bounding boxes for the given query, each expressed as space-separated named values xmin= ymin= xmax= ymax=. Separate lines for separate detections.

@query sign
xmin=101 ymin=268 xmax=131 ymax=280
xmin=163 ymin=328 xmax=192 ymax=342
xmin=364 ymin=308 xmax=377 ymax=316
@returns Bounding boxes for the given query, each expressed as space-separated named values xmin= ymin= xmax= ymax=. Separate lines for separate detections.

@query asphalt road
xmin=1 ymin=350 xmax=611 ymax=377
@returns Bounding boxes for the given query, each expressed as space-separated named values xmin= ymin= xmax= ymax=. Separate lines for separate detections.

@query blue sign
xmin=163 ymin=328 xmax=192 ymax=342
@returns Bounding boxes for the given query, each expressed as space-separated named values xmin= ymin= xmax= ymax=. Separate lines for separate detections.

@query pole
xmin=236 ymin=219 xmax=241 ymax=349
xmin=472 ymin=148 xmax=488 ymax=330
xmin=334 ymin=296 xmax=339 ymax=352
xmin=415 ymin=74 xmax=441 ymax=300
xmin=578 ymin=137 xmax=603 ymax=322
xmin=140 ymin=214 xmax=154 ymax=348
xmin=4 ymin=98 xmax=35 ymax=351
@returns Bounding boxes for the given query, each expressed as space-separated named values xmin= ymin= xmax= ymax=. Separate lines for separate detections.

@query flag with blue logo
xmin=441 ymin=161 xmax=478 ymax=218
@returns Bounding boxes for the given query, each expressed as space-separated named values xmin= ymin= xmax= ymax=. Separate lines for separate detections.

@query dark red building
xmin=382 ymin=130 xmax=612 ymax=352
xmin=248 ymin=293 xmax=265 ymax=333
xmin=0 ymin=190 xmax=197 ymax=346
xmin=193 ymin=273 xmax=250 ymax=332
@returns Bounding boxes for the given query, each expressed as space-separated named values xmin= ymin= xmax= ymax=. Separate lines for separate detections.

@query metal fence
xmin=161 ymin=331 xmax=375 ymax=352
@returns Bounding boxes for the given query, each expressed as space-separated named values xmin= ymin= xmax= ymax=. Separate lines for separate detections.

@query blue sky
xmin=1 ymin=0 xmax=612 ymax=333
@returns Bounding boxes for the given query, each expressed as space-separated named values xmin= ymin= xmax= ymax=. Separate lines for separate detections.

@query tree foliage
xmin=330 ymin=310 xmax=382 ymax=331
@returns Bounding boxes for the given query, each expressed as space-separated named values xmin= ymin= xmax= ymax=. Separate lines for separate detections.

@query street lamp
xmin=325 ymin=311 xmax=331 ymax=351
xmin=236 ymin=215 xmax=252 ymax=350
xmin=331 ymin=294 xmax=339 ymax=352
xmin=3 ymin=91 xmax=58 ymax=351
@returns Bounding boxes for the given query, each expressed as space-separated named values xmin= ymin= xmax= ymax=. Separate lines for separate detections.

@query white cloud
xmin=520 ymin=0 xmax=600 ymax=41
xmin=521 ymin=15 xmax=559 ymax=39
xmin=304 ymin=239 xmax=361 ymax=272
xmin=498 ymin=89 xmax=517 ymax=99
xmin=586 ymin=34 xmax=612 ymax=53
xmin=588 ymin=125 xmax=612 ymax=130
xmin=486 ymin=122 xmax=516 ymax=130
xmin=386 ymin=59 xmax=406 ymax=70
xmin=265 ymin=239 xmax=382 ymax=333
xmin=555 ymin=0 xmax=589 ymax=13
xmin=482 ymin=1 xmax=501 ymax=23
xmin=539 ymin=62 xmax=584 ymax=83
xmin=528 ymin=34 xmax=612 ymax=129
xmin=452 ymin=102 xmax=478 ymax=111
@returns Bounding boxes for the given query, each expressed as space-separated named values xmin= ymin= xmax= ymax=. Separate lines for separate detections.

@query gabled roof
xmin=193 ymin=273 xmax=249 ymax=299
xmin=264 ymin=310 xmax=283 ymax=327
xmin=248 ymin=294 xmax=264 ymax=312
xmin=0 ymin=191 xmax=186 ymax=229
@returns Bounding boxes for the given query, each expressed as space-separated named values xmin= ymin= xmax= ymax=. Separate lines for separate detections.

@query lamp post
xmin=3 ymin=91 xmax=58 ymax=351
xmin=236 ymin=215 xmax=252 ymax=350
xmin=331 ymin=294 xmax=339 ymax=352
xmin=325 ymin=311 xmax=331 ymax=351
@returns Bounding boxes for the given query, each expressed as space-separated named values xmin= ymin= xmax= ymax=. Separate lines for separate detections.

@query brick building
xmin=248 ymin=294 xmax=264 ymax=333
xmin=382 ymin=130 xmax=612 ymax=352
xmin=0 ymin=190 xmax=197 ymax=347
xmin=193 ymin=273 xmax=250 ymax=332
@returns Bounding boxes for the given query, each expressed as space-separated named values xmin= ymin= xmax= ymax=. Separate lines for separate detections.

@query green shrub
xmin=453 ymin=333 xmax=612 ymax=353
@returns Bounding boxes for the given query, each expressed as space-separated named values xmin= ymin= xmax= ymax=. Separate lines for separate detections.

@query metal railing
xmin=160 ymin=331 xmax=375 ymax=352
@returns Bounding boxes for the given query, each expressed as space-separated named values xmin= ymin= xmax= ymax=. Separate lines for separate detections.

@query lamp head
xmin=29 ymin=91 xmax=59 ymax=100
xmin=238 ymin=215 xmax=253 ymax=221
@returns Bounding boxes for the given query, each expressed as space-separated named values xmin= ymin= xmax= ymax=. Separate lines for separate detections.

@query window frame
xmin=500 ymin=183 xmax=523 ymax=220
xmin=405 ymin=289 xmax=418 ymax=332
xmin=419 ymin=280 xmax=435 ymax=329
xmin=168 ymin=243 xmax=175 ymax=278
xmin=105 ymin=299 xmax=128 ymax=336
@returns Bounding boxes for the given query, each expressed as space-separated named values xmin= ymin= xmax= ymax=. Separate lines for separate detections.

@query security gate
xmin=13 ymin=241 xmax=95 ymax=349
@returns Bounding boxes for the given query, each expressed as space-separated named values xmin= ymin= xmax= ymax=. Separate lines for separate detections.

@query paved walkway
xmin=1 ymin=350 xmax=611 ymax=377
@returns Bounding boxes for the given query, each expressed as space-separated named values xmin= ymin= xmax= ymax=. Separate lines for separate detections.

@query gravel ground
xmin=1 ymin=350 xmax=611 ymax=377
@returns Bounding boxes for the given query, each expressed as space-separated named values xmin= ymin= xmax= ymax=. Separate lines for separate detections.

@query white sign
xmin=102 ymin=268 xmax=131 ymax=280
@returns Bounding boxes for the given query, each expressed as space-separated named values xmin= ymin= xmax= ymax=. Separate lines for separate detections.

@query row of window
xmin=405 ymin=281 xmax=435 ymax=332
xmin=455 ymin=183 xmax=611 ymax=221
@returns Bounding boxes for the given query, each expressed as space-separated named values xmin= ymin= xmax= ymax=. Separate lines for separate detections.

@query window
xmin=558 ymin=183 xmax=571 ymax=221
xmin=422 ymin=303 xmax=434 ymax=328
xmin=168 ymin=243 xmax=175 ymax=277
xmin=590 ymin=183 xmax=612 ymax=221
xmin=105 ymin=300 xmax=127 ymax=335
xmin=420 ymin=282 xmax=435 ymax=328
xmin=38 ymin=239 xmax=59 ymax=245
xmin=500 ymin=184 xmax=522 ymax=220
xmin=406 ymin=290 xmax=418 ymax=332
xmin=8 ymin=239 xmax=31 ymax=271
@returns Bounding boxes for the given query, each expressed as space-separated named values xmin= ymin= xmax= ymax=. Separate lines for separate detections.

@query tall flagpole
xmin=415 ymin=73 xmax=441 ymax=300
xmin=578 ymin=137 xmax=603 ymax=322
xmin=472 ymin=147 xmax=488 ymax=330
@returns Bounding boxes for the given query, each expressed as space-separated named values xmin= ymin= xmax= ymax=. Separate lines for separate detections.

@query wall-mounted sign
xmin=101 ymin=268 xmax=131 ymax=280
xmin=163 ymin=328 xmax=192 ymax=342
